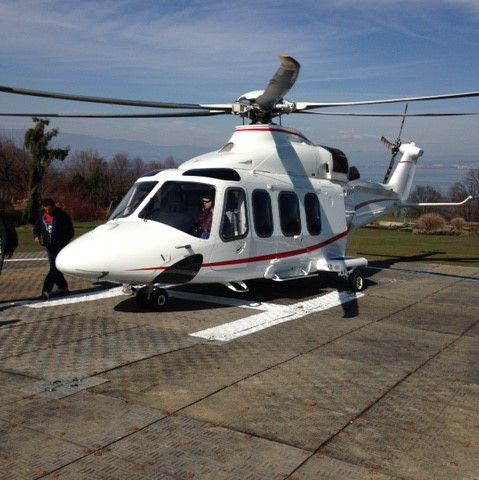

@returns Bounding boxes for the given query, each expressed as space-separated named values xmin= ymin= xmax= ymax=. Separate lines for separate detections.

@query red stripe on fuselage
xmin=354 ymin=198 xmax=397 ymax=211
xmin=128 ymin=230 xmax=348 ymax=272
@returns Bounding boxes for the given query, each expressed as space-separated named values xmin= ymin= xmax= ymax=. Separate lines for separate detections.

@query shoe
xmin=41 ymin=291 xmax=51 ymax=300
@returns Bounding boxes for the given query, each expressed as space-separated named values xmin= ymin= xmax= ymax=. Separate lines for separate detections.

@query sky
xmin=1 ymin=0 xmax=479 ymax=166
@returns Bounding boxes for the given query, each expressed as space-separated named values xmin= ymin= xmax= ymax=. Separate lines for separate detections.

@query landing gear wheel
xmin=135 ymin=287 xmax=169 ymax=310
xmin=150 ymin=288 xmax=168 ymax=311
xmin=348 ymin=268 xmax=365 ymax=292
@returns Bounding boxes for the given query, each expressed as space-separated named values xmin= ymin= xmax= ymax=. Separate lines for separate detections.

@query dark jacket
xmin=0 ymin=213 xmax=18 ymax=257
xmin=33 ymin=207 xmax=74 ymax=252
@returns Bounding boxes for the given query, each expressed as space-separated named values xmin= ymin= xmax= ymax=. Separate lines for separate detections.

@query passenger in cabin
xmin=193 ymin=195 xmax=214 ymax=239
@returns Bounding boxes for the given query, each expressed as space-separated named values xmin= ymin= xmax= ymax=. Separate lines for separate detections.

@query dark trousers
xmin=43 ymin=249 xmax=68 ymax=292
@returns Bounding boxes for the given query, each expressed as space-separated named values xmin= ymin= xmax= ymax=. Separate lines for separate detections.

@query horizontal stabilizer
xmin=400 ymin=195 xmax=473 ymax=208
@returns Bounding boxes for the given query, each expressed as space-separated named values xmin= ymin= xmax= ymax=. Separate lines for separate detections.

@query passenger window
xmin=252 ymin=190 xmax=273 ymax=237
xmin=278 ymin=192 xmax=301 ymax=236
xmin=221 ymin=188 xmax=248 ymax=240
xmin=304 ymin=193 xmax=321 ymax=235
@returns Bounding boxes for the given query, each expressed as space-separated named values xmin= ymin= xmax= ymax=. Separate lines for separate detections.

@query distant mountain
xmin=0 ymin=128 xmax=214 ymax=163
xmin=1 ymin=128 xmax=476 ymax=193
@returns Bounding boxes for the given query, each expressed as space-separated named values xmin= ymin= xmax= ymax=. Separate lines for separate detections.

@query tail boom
xmin=345 ymin=142 xmax=423 ymax=230
xmin=386 ymin=142 xmax=423 ymax=202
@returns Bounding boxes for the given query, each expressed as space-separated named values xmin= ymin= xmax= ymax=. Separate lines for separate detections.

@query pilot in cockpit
xmin=193 ymin=195 xmax=214 ymax=239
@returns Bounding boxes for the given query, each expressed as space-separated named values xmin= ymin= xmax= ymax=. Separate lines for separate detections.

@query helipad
xmin=1 ymin=253 xmax=478 ymax=479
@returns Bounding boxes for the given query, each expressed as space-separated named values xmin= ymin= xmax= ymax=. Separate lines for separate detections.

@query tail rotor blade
xmin=382 ymin=104 xmax=408 ymax=183
xmin=380 ymin=136 xmax=395 ymax=150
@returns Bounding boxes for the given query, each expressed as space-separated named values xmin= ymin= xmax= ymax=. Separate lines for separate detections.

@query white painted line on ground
xmin=15 ymin=288 xmax=277 ymax=311
xmin=3 ymin=286 xmax=364 ymax=343
xmin=189 ymin=290 xmax=364 ymax=342
xmin=5 ymin=258 xmax=48 ymax=262
xmin=26 ymin=287 xmax=125 ymax=308
xmin=0 ymin=287 xmax=126 ymax=310
xmin=168 ymin=290 xmax=282 ymax=311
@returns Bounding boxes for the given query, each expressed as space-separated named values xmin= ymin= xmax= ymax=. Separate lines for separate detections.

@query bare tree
xmin=407 ymin=185 xmax=444 ymax=218
xmin=449 ymin=168 xmax=479 ymax=221
xmin=0 ymin=135 xmax=29 ymax=204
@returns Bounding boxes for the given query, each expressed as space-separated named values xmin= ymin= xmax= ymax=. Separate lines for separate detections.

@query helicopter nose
xmin=57 ymin=221 xmax=141 ymax=281
xmin=56 ymin=221 xmax=199 ymax=283
xmin=56 ymin=231 xmax=111 ymax=280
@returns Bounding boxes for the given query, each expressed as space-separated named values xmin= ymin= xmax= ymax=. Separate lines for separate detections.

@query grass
xmin=15 ymin=221 xmax=103 ymax=253
xmin=347 ymin=228 xmax=479 ymax=267
xmin=14 ymin=222 xmax=479 ymax=267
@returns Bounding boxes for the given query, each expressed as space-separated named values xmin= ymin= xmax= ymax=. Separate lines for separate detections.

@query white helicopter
xmin=1 ymin=56 xmax=476 ymax=310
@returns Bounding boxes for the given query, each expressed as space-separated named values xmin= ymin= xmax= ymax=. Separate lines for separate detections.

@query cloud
xmin=0 ymin=0 xmax=478 ymax=155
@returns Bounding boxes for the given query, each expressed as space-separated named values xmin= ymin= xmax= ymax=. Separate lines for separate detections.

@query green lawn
xmin=15 ymin=221 xmax=103 ymax=253
xmin=347 ymin=228 xmax=479 ymax=267
xmin=14 ymin=223 xmax=479 ymax=268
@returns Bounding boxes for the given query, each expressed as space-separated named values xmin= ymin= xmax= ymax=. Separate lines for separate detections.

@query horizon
xmin=1 ymin=125 xmax=475 ymax=195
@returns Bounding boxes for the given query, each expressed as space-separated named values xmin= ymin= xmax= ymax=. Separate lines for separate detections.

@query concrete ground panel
xmin=1 ymin=324 xmax=197 ymax=379
xmin=325 ymin=390 xmax=479 ymax=480
xmin=44 ymin=415 xmax=308 ymax=480
xmin=0 ymin=257 xmax=478 ymax=479
xmin=0 ymin=419 xmax=87 ymax=480
xmin=0 ymin=315 xmax=137 ymax=359
xmin=0 ymin=391 xmax=164 ymax=450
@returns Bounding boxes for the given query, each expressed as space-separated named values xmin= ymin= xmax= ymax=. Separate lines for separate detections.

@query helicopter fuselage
xmin=56 ymin=125 xmax=420 ymax=291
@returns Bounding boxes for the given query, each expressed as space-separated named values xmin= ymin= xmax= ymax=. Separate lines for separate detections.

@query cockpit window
xmin=139 ymin=181 xmax=215 ymax=238
xmin=109 ymin=181 xmax=158 ymax=220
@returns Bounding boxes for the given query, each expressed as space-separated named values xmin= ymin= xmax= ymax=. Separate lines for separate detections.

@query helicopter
xmin=0 ymin=55 xmax=476 ymax=310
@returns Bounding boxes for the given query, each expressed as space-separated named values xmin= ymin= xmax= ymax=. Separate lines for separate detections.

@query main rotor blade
xmin=256 ymin=55 xmax=300 ymax=111
xmin=295 ymin=91 xmax=479 ymax=111
xmin=0 ymin=85 xmax=231 ymax=111
xmin=297 ymin=111 xmax=479 ymax=117
xmin=0 ymin=110 xmax=227 ymax=118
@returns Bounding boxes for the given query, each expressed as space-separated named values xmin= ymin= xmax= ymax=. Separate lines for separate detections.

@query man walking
xmin=33 ymin=198 xmax=74 ymax=299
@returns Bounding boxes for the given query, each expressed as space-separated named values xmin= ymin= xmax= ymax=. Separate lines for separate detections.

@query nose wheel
xmin=135 ymin=286 xmax=169 ymax=311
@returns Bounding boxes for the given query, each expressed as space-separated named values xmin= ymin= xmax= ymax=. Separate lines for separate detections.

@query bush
xmin=450 ymin=217 xmax=465 ymax=232
xmin=415 ymin=213 xmax=446 ymax=233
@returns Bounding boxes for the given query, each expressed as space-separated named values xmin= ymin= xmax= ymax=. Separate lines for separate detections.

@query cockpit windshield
xmin=109 ymin=181 xmax=158 ymax=220
xmin=139 ymin=181 xmax=215 ymax=238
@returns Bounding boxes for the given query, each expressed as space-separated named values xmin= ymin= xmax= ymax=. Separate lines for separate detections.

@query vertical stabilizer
xmin=387 ymin=142 xmax=423 ymax=202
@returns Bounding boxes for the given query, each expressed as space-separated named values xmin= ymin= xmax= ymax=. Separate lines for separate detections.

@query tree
xmin=0 ymin=135 xmax=30 ymax=204
xmin=66 ymin=149 xmax=113 ymax=206
xmin=449 ymin=168 xmax=479 ymax=221
xmin=23 ymin=118 xmax=69 ymax=223
xmin=406 ymin=185 xmax=444 ymax=218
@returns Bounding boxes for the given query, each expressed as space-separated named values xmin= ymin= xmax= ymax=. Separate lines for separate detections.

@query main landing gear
xmin=135 ymin=285 xmax=169 ymax=311
xmin=347 ymin=267 xmax=366 ymax=292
